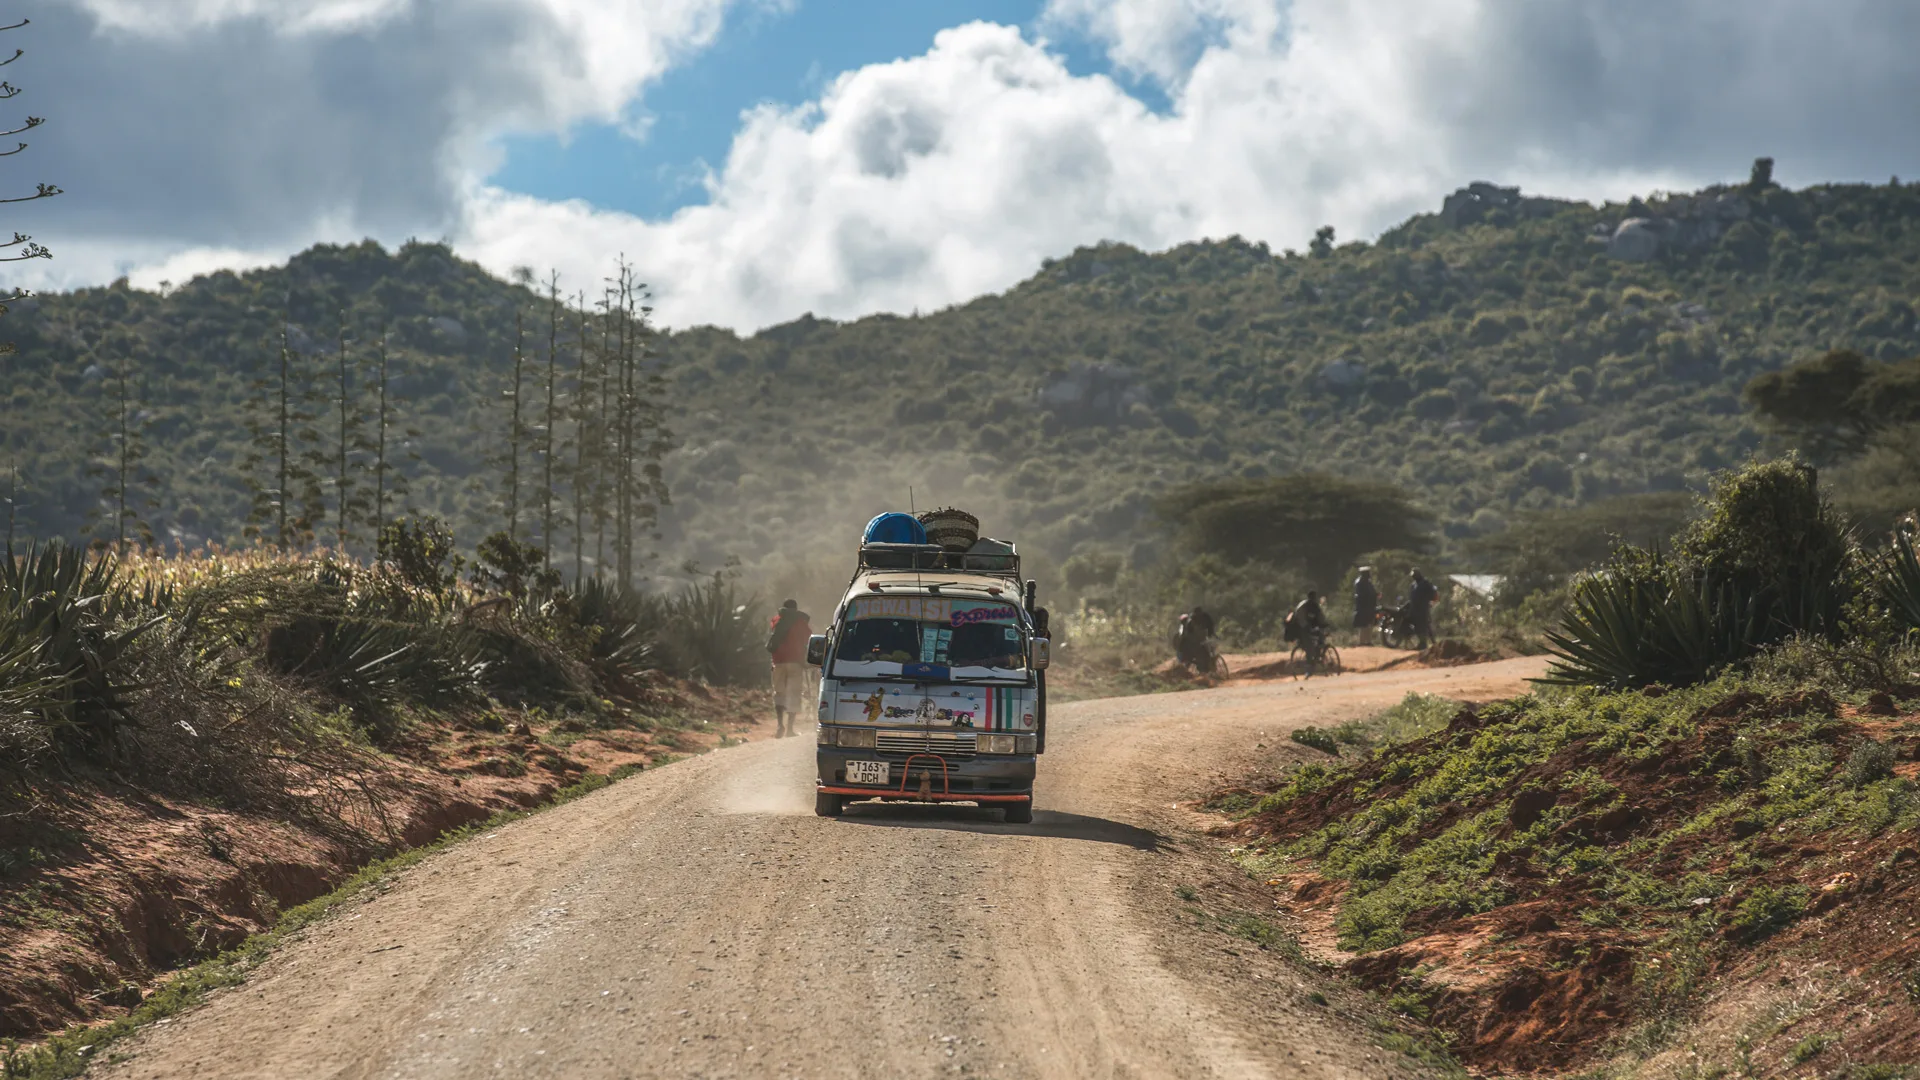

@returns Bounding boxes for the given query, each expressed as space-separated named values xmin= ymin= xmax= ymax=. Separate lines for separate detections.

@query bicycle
xmin=1289 ymin=626 xmax=1341 ymax=678
xmin=1177 ymin=634 xmax=1229 ymax=678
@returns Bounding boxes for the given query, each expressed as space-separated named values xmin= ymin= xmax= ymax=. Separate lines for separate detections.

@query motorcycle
xmin=1373 ymin=604 xmax=1420 ymax=649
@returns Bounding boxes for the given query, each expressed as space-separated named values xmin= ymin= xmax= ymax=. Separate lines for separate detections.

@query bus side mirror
xmin=806 ymin=634 xmax=828 ymax=666
xmin=1031 ymin=636 xmax=1051 ymax=670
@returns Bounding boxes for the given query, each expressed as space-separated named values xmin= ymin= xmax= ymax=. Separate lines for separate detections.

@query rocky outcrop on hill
xmin=1439 ymin=181 xmax=1582 ymax=227
xmin=1596 ymin=190 xmax=1755 ymax=262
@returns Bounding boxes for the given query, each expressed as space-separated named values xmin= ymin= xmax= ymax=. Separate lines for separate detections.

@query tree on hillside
xmin=1154 ymin=473 xmax=1433 ymax=588
xmin=539 ymin=270 xmax=564 ymax=570
xmin=496 ymin=303 xmax=529 ymax=543
xmin=243 ymin=331 xmax=324 ymax=549
xmin=604 ymin=259 xmax=670 ymax=586
xmin=1467 ymin=492 xmax=1696 ymax=572
xmin=367 ymin=329 xmax=416 ymax=551
xmin=329 ymin=309 xmax=374 ymax=553
xmin=87 ymin=334 xmax=158 ymax=548
xmin=1309 ymin=226 xmax=1336 ymax=258
xmin=568 ymin=289 xmax=595 ymax=581
xmin=1746 ymin=156 xmax=1776 ymax=194
xmin=1744 ymin=349 xmax=1920 ymax=462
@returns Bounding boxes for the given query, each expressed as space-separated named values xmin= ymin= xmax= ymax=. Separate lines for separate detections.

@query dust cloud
xmin=658 ymin=440 xmax=1052 ymax=622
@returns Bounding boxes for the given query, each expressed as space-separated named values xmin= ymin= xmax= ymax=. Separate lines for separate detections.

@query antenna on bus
xmin=909 ymin=485 xmax=924 ymax=595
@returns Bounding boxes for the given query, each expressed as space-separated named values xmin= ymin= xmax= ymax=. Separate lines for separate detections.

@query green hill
xmin=5 ymin=168 xmax=1919 ymax=598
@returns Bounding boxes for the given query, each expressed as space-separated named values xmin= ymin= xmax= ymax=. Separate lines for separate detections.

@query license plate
xmin=844 ymin=761 xmax=889 ymax=785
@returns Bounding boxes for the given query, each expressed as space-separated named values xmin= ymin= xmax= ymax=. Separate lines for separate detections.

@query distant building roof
xmin=1449 ymin=574 xmax=1503 ymax=597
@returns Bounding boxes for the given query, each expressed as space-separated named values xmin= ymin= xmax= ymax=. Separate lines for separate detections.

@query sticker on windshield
xmin=952 ymin=604 xmax=1020 ymax=626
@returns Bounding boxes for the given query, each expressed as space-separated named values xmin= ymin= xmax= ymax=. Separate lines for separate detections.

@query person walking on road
xmin=1407 ymin=569 xmax=1439 ymax=650
xmin=767 ymin=599 xmax=813 ymax=738
xmin=1351 ymin=567 xmax=1378 ymax=630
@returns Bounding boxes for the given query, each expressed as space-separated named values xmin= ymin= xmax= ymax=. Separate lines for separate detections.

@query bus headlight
xmin=1016 ymin=734 xmax=1038 ymax=754
xmin=835 ymin=727 xmax=878 ymax=749
xmin=978 ymin=734 xmax=1017 ymax=754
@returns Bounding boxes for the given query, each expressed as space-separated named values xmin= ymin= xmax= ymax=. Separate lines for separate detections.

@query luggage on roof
xmin=863 ymin=512 xmax=926 ymax=546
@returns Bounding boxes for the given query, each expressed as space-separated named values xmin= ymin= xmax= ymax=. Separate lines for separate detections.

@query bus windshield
xmin=832 ymin=596 xmax=1027 ymax=680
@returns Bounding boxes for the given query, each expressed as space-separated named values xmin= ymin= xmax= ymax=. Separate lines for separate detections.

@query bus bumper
xmin=816 ymin=748 xmax=1035 ymax=802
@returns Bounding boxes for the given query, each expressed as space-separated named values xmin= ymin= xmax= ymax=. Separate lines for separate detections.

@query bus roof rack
xmin=858 ymin=542 xmax=945 ymax=570
xmin=857 ymin=541 xmax=1021 ymax=578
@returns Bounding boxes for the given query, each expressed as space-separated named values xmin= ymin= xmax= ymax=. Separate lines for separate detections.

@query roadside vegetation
xmin=1215 ymin=459 xmax=1920 ymax=1076
xmin=0 ymin=521 xmax=768 ymax=1042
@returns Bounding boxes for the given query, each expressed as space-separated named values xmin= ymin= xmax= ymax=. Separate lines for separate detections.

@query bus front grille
xmin=875 ymin=731 xmax=977 ymax=758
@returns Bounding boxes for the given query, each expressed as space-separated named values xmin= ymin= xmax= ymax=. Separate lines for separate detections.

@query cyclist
xmin=1175 ymin=606 xmax=1218 ymax=672
xmin=1287 ymin=591 xmax=1328 ymax=644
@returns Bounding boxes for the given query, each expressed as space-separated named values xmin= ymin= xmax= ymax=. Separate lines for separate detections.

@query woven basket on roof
xmin=917 ymin=507 xmax=980 ymax=552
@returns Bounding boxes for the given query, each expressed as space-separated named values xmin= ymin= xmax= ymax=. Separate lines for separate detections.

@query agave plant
xmin=0 ymin=604 xmax=71 ymax=763
xmin=564 ymin=576 xmax=660 ymax=689
xmin=1879 ymin=521 xmax=1920 ymax=634
xmin=0 ymin=541 xmax=164 ymax=758
xmin=1542 ymin=560 xmax=1765 ymax=688
xmin=263 ymin=611 xmax=485 ymax=708
xmin=663 ymin=572 xmax=764 ymax=687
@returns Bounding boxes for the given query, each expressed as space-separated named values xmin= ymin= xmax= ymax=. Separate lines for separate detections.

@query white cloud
xmin=464 ymin=0 xmax=1920 ymax=331
xmin=6 ymin=0 xmax=743 ymax=292
xmin=13 ymin=0 xmax=1920 ymax=331
xmin=73 ymin=0 xmax=411 ymax=35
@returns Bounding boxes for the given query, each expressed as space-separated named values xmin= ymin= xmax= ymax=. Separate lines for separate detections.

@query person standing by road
xmin=1351 ymin=567 xmax=1378 ymax=630
xmin=1407 ymin=569 xmax=1439 ymax=650
xmin=767 ymin=599 xmax=813 ymax=738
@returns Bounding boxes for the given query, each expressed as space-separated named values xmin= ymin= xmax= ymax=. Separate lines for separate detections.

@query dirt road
xmin=99 ymin=658 xmax=1545 ymax=1080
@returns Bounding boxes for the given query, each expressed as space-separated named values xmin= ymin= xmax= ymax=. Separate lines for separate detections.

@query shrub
xmin=1788 ymin=1033 xmax=1833 ymax=1064
xmin=1544 ymin=458 xmax=1858 ymax=688
xmin=1291 ymin=726 xmax=1340 ymax=755
xmin=378 ymin=516 xmax=463 ymax=594
xmin=1675 ymin=457 xmax=1853 ymax=640
xmin=470 ymin=531 xmax=560 ymax=599
xmin=1843 ymin=739 xmax=1898 ymax=788
xmin=1729 ymin=882 xmax=1807 ymax=942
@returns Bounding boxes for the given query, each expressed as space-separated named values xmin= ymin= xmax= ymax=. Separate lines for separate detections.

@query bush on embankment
xmin=1229 ymin=654 xmax=1920 ymax=1074
xmin=1544 ymin=457 xmax=1920 ymax=689
xmin=0 ymin=522 xmax=767 ymax=787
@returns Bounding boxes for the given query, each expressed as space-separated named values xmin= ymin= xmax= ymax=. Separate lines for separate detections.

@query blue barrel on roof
xmin=864 ymin=512 xmax=927 ymax=545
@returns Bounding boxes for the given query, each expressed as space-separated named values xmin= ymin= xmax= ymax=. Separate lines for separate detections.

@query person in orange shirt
xmin=766 ymin=599 xmax=813 ymax=738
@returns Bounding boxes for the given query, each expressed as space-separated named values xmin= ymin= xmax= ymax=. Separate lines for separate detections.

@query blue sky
xmin=487 ymin=0 xmax=1164 ymax=218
